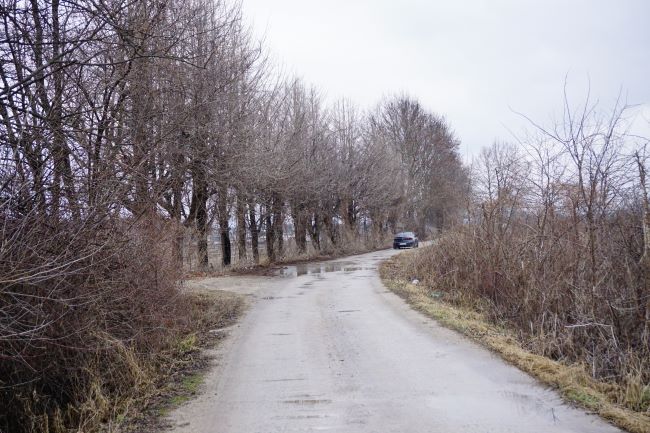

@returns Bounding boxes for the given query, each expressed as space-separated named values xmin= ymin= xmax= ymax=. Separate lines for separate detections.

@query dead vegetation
xmin=380 ymin=95 xmax=650 ymax=432
xmin=119 ymin=291 xmax=245 ymax=433
xmin=0 ymin=208 xmax=244 ymax=433
xmin=0 ymin=0 xmax=464 ymax=430
xmin=381 ymin=254 xmax=650 ymax=433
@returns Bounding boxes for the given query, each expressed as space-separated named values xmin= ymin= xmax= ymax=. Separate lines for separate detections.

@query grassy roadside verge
xmin=379 ymin=252 xmax=650 ymax=433
xmin=116 ymin=290 xmax=245 ymax=432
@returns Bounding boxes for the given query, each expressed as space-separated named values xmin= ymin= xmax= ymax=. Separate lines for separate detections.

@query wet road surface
xmin=170 ymin=249 xmax=621 ymax=433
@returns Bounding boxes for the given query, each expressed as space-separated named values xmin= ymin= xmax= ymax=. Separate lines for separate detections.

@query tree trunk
xmin=218 ymin=187 xmax=231 ymax=267
xmin=172 ymin=175 xmax=183 ymax=266
xmin=323 ymin=213 xmax=337 ymax=246
xmin=248 ymin=200 xmax=259 ymax=263
xmin=343 ymin=197 xmax=356 ymax=228
xmin=309 ymin=211 xmax=321 ymax=250
xmin=195 ymin=182 xmax=209 ymax=271
xmin=273 ymin=193 xmax=284 ymax=257
xmin=265 ymin=210 xmax=275 ymax=263
xmin=236 ymin=193 xmax=247 ymax=261
xmin=221 ymin=224 xmax=231 ymax=267
xmin=292 ymin=203 xmax=307 ymax=254
xmin=189 ymin=159 xmax=209 ymax=271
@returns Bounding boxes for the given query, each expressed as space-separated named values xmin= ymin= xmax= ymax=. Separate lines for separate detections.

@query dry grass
xmin=0 ymin=209 xmax=245 ymax=433
xmin=113 ymin=290 xmax=245 ymax=432
xmin=380 ymin=253 xmax=650 ymax=433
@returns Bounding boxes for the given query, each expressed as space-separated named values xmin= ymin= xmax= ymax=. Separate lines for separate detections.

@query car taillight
xmin=406 ymin=237 xmax=413 ymax=240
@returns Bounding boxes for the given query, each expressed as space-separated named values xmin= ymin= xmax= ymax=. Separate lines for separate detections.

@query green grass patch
xmin=565 ymin=389 xmax=601 ymax=409
xmin=176 ymin=334 xmax=198 ymax=354
xmin=181 ymin=373 xmax=203 ymax=394
xmin=169 ymin=395 xmax=191 ymax=406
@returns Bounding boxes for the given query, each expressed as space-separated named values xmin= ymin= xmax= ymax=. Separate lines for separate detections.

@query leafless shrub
xmin=0 ymin=203 xmax=188 ymax=431
xmin=0 ymin=0 xmax=469 ymax=430
xmin=405 ymin=95 xmax=650 ymax=412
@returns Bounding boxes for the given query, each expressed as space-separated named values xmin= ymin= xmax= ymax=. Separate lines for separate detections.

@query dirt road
xmin=170 ymin=249 xmax=621 ymax=433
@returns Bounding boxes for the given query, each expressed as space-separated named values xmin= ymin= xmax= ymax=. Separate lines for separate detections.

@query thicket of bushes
xmin=0 ymin=212 xmax=192 ymax=432
xmin=402 ymin=101 xmax=650 ymax=413
xmin=406 ymin=228 xmax=650 ymax=412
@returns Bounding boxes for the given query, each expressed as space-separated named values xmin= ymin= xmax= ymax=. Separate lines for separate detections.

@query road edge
xmin=379 ymin=253 xmax=650 ymax=433
xmin=116 ymin=290 xmax=246 ymax=432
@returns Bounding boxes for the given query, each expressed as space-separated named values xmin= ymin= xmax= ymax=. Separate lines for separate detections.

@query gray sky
xmin=241 ymin=0 xmax=650 ymax=157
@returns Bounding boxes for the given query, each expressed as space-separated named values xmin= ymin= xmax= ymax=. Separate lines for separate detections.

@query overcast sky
xmin=241 ymin=0 xmax=650 ymax=158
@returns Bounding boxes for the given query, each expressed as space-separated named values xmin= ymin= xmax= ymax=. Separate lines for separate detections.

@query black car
xmin=393 ymin=232 xmax=419 ymax=249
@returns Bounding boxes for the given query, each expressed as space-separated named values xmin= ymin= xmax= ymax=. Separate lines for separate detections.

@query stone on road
xmin=170 ymin=249 xmax=620 ymax=433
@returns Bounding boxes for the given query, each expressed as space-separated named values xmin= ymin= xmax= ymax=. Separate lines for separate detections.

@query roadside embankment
xmin=120 ymin=290 xmax=245 ymax=433
xmin=380 ymin=248 xmax=650 ymax=433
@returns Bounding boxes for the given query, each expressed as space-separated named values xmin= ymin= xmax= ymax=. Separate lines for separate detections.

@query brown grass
xmin=380 ymin=252 xmax=650 ymax=433
xmin=0 ymin=212 xmax=245 ymax=433
xmin=118 ymin=290 xmax=245 ymax=432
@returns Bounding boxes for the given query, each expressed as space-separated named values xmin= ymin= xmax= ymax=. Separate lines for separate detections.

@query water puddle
xmin=278 ymin=261 xmax=374 ymax=277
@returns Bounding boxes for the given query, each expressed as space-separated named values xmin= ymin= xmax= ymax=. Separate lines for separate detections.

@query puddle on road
xmin=278 ymin=261 xmax=375 ymax=278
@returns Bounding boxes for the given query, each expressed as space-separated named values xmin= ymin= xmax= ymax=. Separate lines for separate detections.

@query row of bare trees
xmin=0 ymin=0 xmax=466 ymax=430
xmin=413 ymin=94 xmax=650 ymax=411
xmin=180 ymin=84 xmax=468 ymax=270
